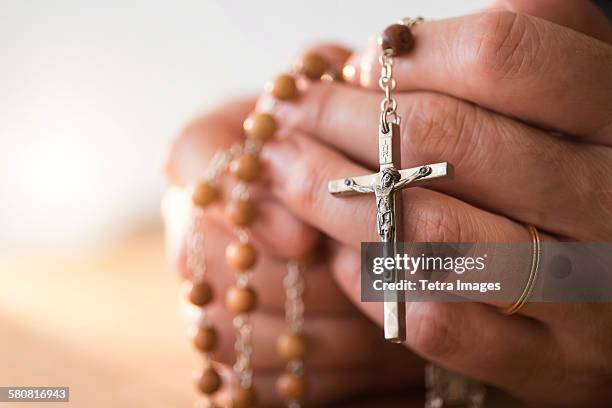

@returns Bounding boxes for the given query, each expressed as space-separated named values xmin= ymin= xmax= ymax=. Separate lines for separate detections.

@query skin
xmin=165 ymin=1 xmax=612 ymax=406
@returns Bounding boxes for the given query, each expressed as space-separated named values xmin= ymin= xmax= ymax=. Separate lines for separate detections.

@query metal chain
xmin=378 ymin=48 xmax=398 ymax=134
xmin=283 ymin=260 xmax=305 ymax=408
xmin=186 ymin=210 xmax=206 ymax=283
xmin=378 ymin=17 xmax=424 ymax=133
xmin=233 ymin=313 xmax=253 ymax=389
xmin=284 ymin=261 xmax=305 ymax=333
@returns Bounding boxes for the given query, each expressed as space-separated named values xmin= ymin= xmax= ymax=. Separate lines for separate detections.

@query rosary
xmin=183 ymin=18 xmax=485 ymax=408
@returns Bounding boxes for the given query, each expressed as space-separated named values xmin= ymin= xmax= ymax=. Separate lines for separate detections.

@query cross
xmin=328 ymin=123 xmax=453 ymax=342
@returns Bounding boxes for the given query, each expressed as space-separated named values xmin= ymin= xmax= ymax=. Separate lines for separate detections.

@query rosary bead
xmin=380 ymin=24 xmax=414 ymax=55
xmin=299 ymin=53 xmax=328 ymax=80
xmin=229 ymin=154 xmax=261 ymax=182
xmin=192 ymin=181 xmax=218 ymax=207
xmin=270 ymin=74 xmax=298 ymax=101
xmin=296 ymin=247 xmax=318 ymax=267
xmin=231 ymin=386 xmax=257 ymax=408
xmin=226 ymin=199 xmax=256 ymax=227
xmin=276 ymin=372 xmax=306 ymax=402
xmin=226 ymin=241 xmax=257 ymax=271
xmin=243 ymin=112 xmax=277 ymax=141
xmin=197 ymin=367 xmax=222 ymax=394
xmin=188 ymin=281 xmax=214 ymax=306
xmin=277 ymin=331 xmax=307 ymax=360
xmin=225 ymin=286 xmax=257 ymax=313
xmin=193 ymin=326 xmax=217 ymax=352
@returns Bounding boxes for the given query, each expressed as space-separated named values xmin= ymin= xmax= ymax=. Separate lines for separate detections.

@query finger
xmin=265 ymin=83 xmax=612 ymax=240
xmin=185 ymin=302 xmax=421 ymax=377
xmin=175 ymin=213 xmax=356 ymax=315
xmin=262 ymin=132 xmax=569 ymax=318
xmin=343 ymin=11 xmax=612 ymax=142
xmin=206 ymin=358 xmax=421 ymax=407
xmin=261 ymin=132 xmax=528 ymax=248
xmin=490 ymin=0 xmax=612 ymax=44
xmin=163 ymin=97 xmax=320 ymax=260
xmin=328 ymin=243 xmax=565 ymax=405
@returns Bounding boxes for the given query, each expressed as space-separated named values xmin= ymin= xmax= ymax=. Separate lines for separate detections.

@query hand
xmin=257 ymin=1 xmax=612 ymax=406
xmin=164 ymin=56 xmax=425 ymax=406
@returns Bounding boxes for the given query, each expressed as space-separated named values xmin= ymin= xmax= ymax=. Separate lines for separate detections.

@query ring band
xmin=503 ymin=224 xmax=541 ymax=315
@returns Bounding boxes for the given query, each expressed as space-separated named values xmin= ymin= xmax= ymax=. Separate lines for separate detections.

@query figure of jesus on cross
xmin=344 ymin=165 xmax=432 ymax=242
xmin=328 ymin=123 xmax=452 ymax=342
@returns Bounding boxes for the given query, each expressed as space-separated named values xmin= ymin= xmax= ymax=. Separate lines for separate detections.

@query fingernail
xmin=260 ymin=137 xmax=299 ymax=190
xmin=342 ymin=58 xmax=358 ymax=82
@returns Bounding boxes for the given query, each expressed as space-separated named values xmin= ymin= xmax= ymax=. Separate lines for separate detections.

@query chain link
xmin=284 ymin=261 xmax=305 ymax=333
xmin=186 ymin=210 xmax=206 ymax=283
xmin=233 ymin=314 xmax=253 ymax=389
xmin=378 ymin=48 xmax=398 ymax=133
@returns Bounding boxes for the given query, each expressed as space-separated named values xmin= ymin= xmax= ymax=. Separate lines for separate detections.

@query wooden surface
xmin=0 ymin=231 xmax=194 ymax=407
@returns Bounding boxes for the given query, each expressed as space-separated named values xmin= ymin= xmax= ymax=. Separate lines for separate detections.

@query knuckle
xmin=400 ymin=93 xmax=481 ymax=174
xmin=468 ymin=11 xmax=543 ymax=80
xmin=306 ymin=82 xmax=336 ymax=133
xmin=408 ymin=304 xmax=460 ymax=358
xmin=288 ymin=154 xmax=326 ymax=214
xmin=406 ymin=197 xmax=469 ymax=243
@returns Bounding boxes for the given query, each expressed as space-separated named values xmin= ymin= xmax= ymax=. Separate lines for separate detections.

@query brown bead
xmin=192 ymin=181 xmax=218 ymax=207
xmin=229 ymin=154 xmax=261 ymax=182
xmin=225 ymin=199 xmax=256 ymax=227
xmin=296 ymin=247 xmax=319 ymax=267
xmin=299 ymin=53 xmax=328 ymax=80
xmin=196 ymin=367 xmax=222 ymax=394
xmin=277 ymin=331 xmax=307 ymax=360
xmin=276 ymin=372 xmax=306 ymax=401
xmin=270 ymin=74 xmax=298 ymax=100
xmin=380 ymin=24 xmax=414 ymax=55
xmin=225 ymin=241 xmax=257 ymax=271
xmin=243 ymin=112 xmax=277 ymax=141
xmin=188 ymin=281 xmax=214 ymax=306
xmin=225 ymin=285 xmax=257 ymax=314
xmin=231 ymin=386 xmax=257 ymax=408
xmin=193 ymin=326 xmax=217 ymax=352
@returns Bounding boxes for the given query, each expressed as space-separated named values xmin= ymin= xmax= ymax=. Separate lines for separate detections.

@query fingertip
xmin=342 ymin=44 xmax=381 ymax=89
xmin=164 ymin=97 xmax=257 ymax=185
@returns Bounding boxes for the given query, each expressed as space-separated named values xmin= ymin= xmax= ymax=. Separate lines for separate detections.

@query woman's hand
xmin=164 ymin=92 xmax=425 ymax=406
xmin=256 ymin=1 xmax=612 ymax=406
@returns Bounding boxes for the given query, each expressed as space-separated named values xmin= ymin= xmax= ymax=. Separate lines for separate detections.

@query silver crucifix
xmin=328 ymin=123 xmax=452 ymax=342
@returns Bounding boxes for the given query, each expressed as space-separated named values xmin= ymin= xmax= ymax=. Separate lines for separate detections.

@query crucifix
xmin=328 ymin=122 xmax=452 ymax=342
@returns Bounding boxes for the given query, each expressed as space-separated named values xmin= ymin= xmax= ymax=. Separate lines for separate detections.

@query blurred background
xmin=0 ymin=1 xmax=486 ymax=406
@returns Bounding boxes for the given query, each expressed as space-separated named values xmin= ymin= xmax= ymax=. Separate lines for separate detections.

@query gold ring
xmin=503 ymin=224 xmax=541 ymax=315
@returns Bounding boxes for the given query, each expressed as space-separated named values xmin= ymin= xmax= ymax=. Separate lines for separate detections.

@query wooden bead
xmin=243 ymin=112 xmax=277 ymax=141
xmin=225 ymin=286 xmax=257 ymax=314
xmin=380 ymin=24 xmax=414 ymax=55
xmin=276 ymin=372 xmax=306 ymax=401
xmin=296 ymin=247 xmax=318 ymax=267
xmin=188 ymin=281 xmax=214 ymax=306
xmin=193 ymin=326 xmax=217 ymax=352
xmin=225 ymin=241 xmax=257 ymax=271
xmin=196 ymin=367 xmax=222 ymax=394
xmin=277 ymin=331 xmax=307 ymax=360
xmin=229 ymin=154 xmax=261 ymax=182
xmin=231 ymin=386 xmax=257 ymax=408
xmin=270 ymin=74 xmax=298 ymax=100
xmin=192 ymin=181 xmax=218 ymax=207
xmin=299 ymin=53 xmax=328 ymax=80
xmin=225 ymin=199 xmax=256 ymax=227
